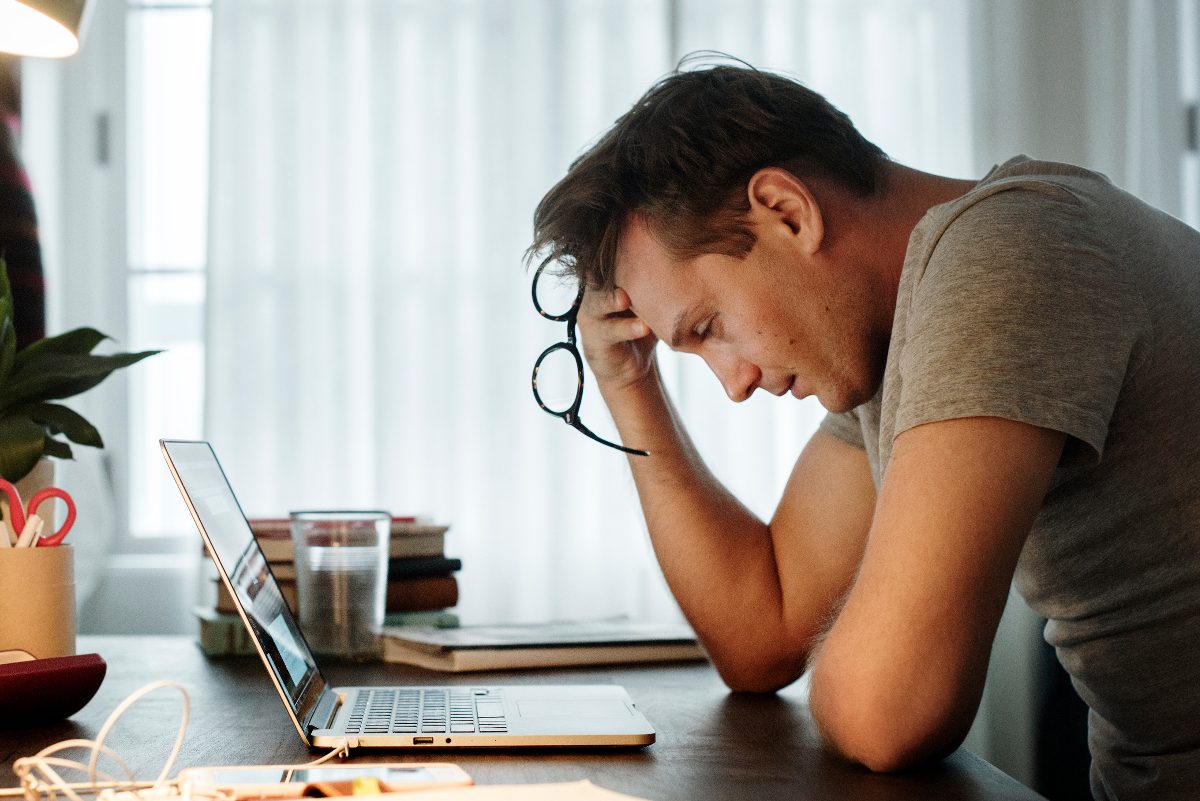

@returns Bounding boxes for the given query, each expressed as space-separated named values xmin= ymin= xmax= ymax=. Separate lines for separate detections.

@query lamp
xmin=0 ymin=0 xmax=90 ymax=58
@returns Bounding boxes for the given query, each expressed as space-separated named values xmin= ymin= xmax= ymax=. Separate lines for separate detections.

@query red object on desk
xmin=0 ymin=653 xmax=106 ymax=726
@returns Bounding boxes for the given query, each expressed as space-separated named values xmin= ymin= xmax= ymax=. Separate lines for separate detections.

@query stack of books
xmin=196 ymin=516 xmax=461 ymax=656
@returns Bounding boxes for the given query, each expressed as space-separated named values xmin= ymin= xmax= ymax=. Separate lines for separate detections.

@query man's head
xmin=528 ymin=62 xmax=888 ymax=291
xmin=528 ymin=62 xmax=895 ymax=411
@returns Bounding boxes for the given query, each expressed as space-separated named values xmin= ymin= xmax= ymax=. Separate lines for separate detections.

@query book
xmin=195 ymin=606 xmax=258 ymax=656
xmin=388 ymin=556 xmax=463 ymax=578
xmin=380 ymin=618 xmax=707 ymax=672
xmin=214 ymin=574 xmax=458 ymax=615
xmin=245 ymin=517 xmax=451 ymax=561
xmin=214 ymin=576 xmax=298 ymax=615
xmin=386 ymin=575 xmax=459 ymax=611
xmin=195 ymin=607 xmax=460 ymax=657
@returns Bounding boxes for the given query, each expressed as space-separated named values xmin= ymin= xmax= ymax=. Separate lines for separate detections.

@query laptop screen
xmin=162 ymin=440 xmax=321 ymax=717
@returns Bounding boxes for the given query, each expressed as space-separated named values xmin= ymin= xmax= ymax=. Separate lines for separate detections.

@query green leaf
xmin=0 ymin=414 xmax=46 ymax=482
xmin=12 ymin=327 xmax=110 ymax=374
xmin=41 ymin=435 xmax=73 ymax=461
xmin=0 ymin=317 xmax=15 ymax=383
xmin=0 ymin=258 xmax=15 ymax=383
xmin=0 ymin=350 xmax=162 ymax=409
xmin=0 ymin=257 xmax=13 ymax=343
xmin=24 ymin=402 xmax=103 ymax=448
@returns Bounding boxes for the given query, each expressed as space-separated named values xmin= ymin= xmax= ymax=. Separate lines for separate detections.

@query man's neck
xmin=853 ymin=162 xmax=978 ymax=306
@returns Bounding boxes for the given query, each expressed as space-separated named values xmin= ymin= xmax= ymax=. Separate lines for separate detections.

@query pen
xmin=15 ymin=514 xmax=43 ymax=548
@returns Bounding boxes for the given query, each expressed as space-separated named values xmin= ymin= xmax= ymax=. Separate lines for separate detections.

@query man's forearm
xmin=600 ymin=366 xmax=838 ymax=691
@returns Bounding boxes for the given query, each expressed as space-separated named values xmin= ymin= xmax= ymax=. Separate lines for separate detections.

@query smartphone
xmin=177 ymin=763 xmax=472 ymax=798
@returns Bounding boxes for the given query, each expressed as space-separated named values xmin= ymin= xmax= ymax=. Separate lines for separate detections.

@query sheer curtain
xmin=969 ymin=0 xmax=1187 ymax=211
xmin=206 ymin=0 xmax=973 ymax=626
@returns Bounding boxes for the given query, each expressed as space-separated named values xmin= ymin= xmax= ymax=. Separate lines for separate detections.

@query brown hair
xmin=527 ymin=59 xmax=888 ymax=290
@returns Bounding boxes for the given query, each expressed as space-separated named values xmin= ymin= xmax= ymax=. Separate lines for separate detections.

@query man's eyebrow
xmin=668 ymin=304 xmax=702 ymax=349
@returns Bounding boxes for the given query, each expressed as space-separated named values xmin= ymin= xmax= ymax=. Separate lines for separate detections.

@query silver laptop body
xmin=161 ymin=439 xmax=656 ymax=749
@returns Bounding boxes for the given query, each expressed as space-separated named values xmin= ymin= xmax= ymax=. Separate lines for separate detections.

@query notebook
xmin=161 ymin=440 xmax=656 ymax=749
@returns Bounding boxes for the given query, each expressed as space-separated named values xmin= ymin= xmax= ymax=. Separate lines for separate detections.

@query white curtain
xmin=206 ymin=0 xmax=974 ymax=627
xmin=969 ymin=0 xmax=1187 ymax=213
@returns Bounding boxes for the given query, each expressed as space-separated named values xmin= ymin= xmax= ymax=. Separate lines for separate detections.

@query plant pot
xmin=0 ymin=544 xmax=75 ymax=657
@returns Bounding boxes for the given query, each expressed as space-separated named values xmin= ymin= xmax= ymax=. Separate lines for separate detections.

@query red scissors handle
xmin=28 ymin=487 xmax=77 ymax=547
xmin=0 ymin=480 xmax=29 ymax=536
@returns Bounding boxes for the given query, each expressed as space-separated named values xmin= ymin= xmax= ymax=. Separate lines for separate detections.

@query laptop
xmin=161 ymin=439 xmax=656 ymax=749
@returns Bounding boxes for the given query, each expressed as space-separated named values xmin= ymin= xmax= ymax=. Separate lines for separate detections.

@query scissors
xmin=0 ymin=479 xmax=77 ymax=547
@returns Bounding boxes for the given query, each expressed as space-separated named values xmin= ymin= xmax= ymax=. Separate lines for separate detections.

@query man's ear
xmin=746 ymin=168 xmax=824 ymax=256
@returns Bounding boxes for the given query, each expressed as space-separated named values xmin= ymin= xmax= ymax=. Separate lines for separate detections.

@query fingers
xmin=580 ymin=287 xmax=653 ymax=344
xmin=582 ymin=286 xmax=638 ymax=319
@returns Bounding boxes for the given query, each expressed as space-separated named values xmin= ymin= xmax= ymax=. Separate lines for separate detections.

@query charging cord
xmin=3 ymin=682 xmax=352 ymax=801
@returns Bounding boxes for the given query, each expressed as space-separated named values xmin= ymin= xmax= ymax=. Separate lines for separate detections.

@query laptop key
xmin=476 ymin=700 xmax=505 ymax=719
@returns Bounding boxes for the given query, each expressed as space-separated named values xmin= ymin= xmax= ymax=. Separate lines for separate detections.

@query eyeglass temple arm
xmin=569 ymin=417 xmax=650 ymax=457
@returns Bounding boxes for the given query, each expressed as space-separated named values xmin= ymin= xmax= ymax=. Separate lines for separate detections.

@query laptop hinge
xmin=309 ymin=688 xmax=341 ymax=732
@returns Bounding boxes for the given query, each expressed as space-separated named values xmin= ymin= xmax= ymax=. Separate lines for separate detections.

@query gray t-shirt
xmin=820 ymin=156 xmax=1200 ymax=800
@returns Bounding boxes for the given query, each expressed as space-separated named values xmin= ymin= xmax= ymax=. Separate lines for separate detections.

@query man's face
xmin=613 ymin=215 xmax=886 ymax=413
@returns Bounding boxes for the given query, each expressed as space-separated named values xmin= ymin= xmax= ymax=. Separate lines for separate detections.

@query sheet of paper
xmin=367 ymin=779 xmax=652 ymax=800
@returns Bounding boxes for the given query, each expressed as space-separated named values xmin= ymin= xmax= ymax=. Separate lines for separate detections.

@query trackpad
xmin=516 ymin=699 xmax=632 ymax=718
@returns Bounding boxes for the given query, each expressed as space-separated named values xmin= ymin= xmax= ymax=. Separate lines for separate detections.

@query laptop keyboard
xmin=344 ymin=688 xmax=509 ymax=735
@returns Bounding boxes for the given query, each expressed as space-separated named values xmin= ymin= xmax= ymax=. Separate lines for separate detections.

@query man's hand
xmin=578 ymin=287 xmax=659 ymax=392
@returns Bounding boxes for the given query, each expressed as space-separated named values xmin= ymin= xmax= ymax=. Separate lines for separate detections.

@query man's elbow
xmin=827 ymin=722 xmax=959 ymax=774
xmin=809 ymin=673 xmax=971 ymax=773
xmin=710 ymin=646 xmax=808 ymax=694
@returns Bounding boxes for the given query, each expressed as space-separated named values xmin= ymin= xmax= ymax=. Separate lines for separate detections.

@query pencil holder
xmin=0 ymin=545 xmax=75 ymax=659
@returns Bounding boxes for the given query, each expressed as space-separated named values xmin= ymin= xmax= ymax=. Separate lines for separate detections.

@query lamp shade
xmin=0 ymin=0 xmax=90 ymax=58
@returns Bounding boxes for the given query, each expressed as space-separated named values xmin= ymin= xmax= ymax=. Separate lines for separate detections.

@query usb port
xmin=413 ymin=737 xmax=434 ymax=745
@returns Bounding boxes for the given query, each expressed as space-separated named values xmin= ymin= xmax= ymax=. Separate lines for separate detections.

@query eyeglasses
xmin=531 ymin=262 xmax=650 ymax=457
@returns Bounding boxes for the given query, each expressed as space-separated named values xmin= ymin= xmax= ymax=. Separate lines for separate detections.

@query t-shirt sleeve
xmin=818 ymin=409 xmax=865 ymax=449
xmin=896 ymin=185 xmax=1149 ymax=469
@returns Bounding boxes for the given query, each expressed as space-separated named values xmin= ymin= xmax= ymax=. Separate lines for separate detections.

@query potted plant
xmin=0 ymin=256 xmax=159 ymax=484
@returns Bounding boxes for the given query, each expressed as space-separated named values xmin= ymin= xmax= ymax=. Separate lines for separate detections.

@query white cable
xmin=5 ymin=682 xmax=353 ymax=801
xmin=299 ymin=742 xmax=352 ymax=768
xmin=13 ymin=740 xmax=136 ymax=801
xmin=87 ymin=681 xmax=189 ymax=789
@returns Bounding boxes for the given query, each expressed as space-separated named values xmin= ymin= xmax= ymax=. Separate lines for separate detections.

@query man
xmin=527 ymin=63 xmax=1200 ymax=801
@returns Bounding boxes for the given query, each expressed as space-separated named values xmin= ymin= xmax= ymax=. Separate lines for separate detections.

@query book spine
xmin=214 ymin=579 xmax=298 ymax=615
xmin=239 ymin=530 xmax=449 ymax=561
xmin=196 ymin=608 xmax=462 ymax=658
xmin=385 ymin=575 xmax=459 ymax=611
xmin=387 ymin=556 xmax=462 ymax=578
xmin=215 ymin=575 xmax=456 ymax=614
xmin=379 ymin=642 xmax=706 ymax=671
xmin=195 ymin=609 xmax=259 ymax=656
xmin=384 ymin=610 xmax=460 ymax=628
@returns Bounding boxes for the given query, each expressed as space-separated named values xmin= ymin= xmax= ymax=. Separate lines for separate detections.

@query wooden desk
xmin=0 ymin=637 xmax=1045 ymax=800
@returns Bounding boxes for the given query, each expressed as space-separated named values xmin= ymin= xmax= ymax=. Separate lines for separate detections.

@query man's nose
xmin=706 ymin=353 xmax=761 ymax=402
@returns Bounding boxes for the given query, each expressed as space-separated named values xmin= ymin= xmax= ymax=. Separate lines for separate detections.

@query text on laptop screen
xmin=164 ymin=441 xmax=318 ymax=713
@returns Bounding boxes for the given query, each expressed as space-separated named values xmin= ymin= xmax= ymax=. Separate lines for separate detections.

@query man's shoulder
xmin=899 ymin=159 xmax=1140 ymax=312
xmin=912 ymin=158 xmax=1108 ymax=274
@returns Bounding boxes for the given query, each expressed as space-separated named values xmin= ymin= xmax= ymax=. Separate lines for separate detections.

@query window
xmin=1183 ymin=0 xmax=1200 ymax=228
xmin=125 ymin=0 xmax=211 ymax=540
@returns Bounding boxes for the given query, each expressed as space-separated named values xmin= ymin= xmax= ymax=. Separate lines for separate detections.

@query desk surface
xmin=0 ymin=637 xmax=1045 ymax=801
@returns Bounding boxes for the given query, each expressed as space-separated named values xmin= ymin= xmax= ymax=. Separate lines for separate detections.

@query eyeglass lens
xmin=532 ymin=268 xmax=581 ymax=320
xmin=533 ymin=346 xmax=581 ymax=415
